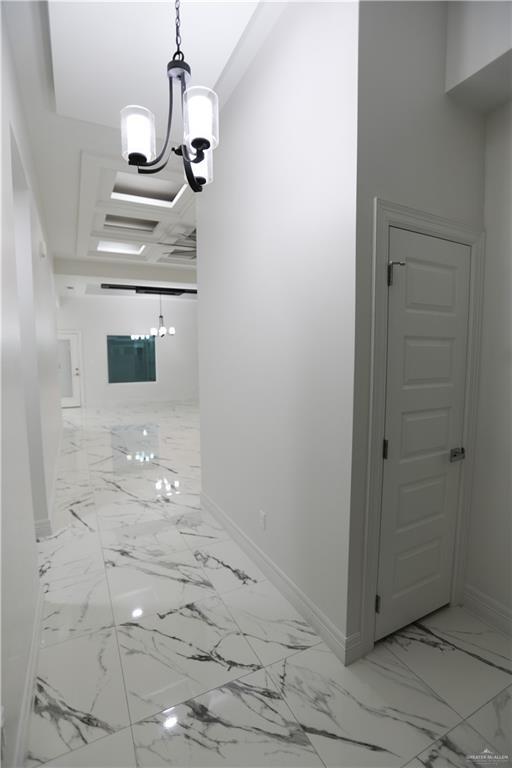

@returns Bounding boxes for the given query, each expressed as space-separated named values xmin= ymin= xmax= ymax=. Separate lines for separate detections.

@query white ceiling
xmin=48 ymin=2 xmax=258 ymax=136
xmin=4 ymin=0 xmax=272 ymax=295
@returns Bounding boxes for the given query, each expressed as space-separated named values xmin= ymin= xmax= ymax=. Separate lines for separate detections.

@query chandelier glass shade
xmin=119 ymin=0 xmax=219 ymax=193
xmin=155 ymin=295 xmax=175 ymax=338
xmin=120 ymin=106 xmax=156 ymax=163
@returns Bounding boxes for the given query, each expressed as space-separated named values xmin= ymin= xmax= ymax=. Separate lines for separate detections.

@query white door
xmin=58 ymin=332 xmax=82 ymax=408
xmin=375 ymin=227 xmax=470 ymax=640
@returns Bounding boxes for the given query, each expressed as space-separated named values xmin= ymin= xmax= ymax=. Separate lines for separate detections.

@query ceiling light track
xmin=120 ymin=0 xmax=219 ymax=194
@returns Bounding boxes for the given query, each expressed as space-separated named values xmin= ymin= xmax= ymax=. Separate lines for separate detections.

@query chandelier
xmin=130 ymin=295 xmax=176 ymax=340
xmin=120 ymin=0 xmax=219 ymax=193
xmin=151 ymin=294 xmax=175 ymax=337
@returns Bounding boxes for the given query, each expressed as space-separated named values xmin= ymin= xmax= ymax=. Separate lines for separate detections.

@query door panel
xmin=375 ymin=227 xmax=470 ymax=640
xmin=58 ymin=332 xmax=82 ymax=408
xmin=58 ymin=339 xmax=73 ymax=399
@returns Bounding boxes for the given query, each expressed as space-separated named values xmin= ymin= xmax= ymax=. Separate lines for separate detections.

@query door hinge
xmin=387 ymin=261 xmax=406 ymax=286
xmin=375 ymin=594 xmax=381 ymax=613
xmin=383 ymin=439 xmax=388 ymax=459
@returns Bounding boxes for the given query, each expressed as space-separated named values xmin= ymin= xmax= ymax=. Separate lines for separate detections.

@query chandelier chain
xmin=173 ymin=0 xmax=184 ymax=61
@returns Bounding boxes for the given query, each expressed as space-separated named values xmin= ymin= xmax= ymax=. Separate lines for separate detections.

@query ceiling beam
xmin=53 ymin=257 xmax=196 ymax=286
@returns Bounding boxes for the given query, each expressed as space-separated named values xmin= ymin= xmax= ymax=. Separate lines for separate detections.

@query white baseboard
xmin=48 ymin=421 xmax=64 ymax=535
xmin=35 ymin=518 xmax=52 ymax=539
xmin=34 ymin=423 xmax=62 ymax=541
xmin=13 ymin=580 xmax=44 ymax=766
xmin=463 ymin=584 xmax=512 ymax=636
xmin=201 ymin=492 xmax=363 ymax=665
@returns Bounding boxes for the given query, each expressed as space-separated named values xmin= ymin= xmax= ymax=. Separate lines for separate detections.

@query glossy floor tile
xmin=222 ymin=580 xmax=322 ymax=666
xmin=192 ymin=539 xmax=267 ymax=595
xmin=465 ymin=685 xmax=512 ymax=758
xmin=132 ymin=668 xmax=325 ymax=767
xmin=386 ymin=606 xmax=512 ymax=718
xmin=99 ymin=515 xmax=189 ymax=553
xmin=26 ymin=629 xmax=130 ymax=766
xmin=30 ymin=403 xmax=512 ymax=768
xmin=106 ymin=543 xmax=216 ymax=624
xmin=414 ymin=721 xmax=500 ymax=767
xmin=40 ymin=569 xmax=113 ymax=647
xmin=95 ymin=499 xmax=173 ymax=532
xmin=267 ymin=642 xmax=461 ymax=768
xmin=173 ymin=508 xmax=230 ymax=547
xmin=118 ymin=593 xmax=261 ymax=722
xmin=40 ymin=728 xmax=136 ymax=768
xmin=38 ymin=528 xmax=104 ymax=586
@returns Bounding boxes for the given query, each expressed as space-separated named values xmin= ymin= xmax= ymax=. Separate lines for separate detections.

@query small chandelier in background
xmin=120 ymin=0 xmax=219 ymax=193
xmin=131 ymin=295 xmax=176 ymax=340
xmin=151 ymin=294 xmax=176 ymax=337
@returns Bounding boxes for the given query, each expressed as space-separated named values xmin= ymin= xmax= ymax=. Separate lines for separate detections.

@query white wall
xmin=15 ymin=188 xmax=50 ymax=530
xmin=197 ymin=3 xmax=359 ymax=644
xmin=32 ymin=219 xmax=62 ymax=516
xmin=1 ymin=14 xmax=61 ymax=764
xmin=347 ymin=1 xmax=485 ymax=647
xmin=464 ymin=101 xmax=512 ymax=631
xmin=14 ymin=190 xmax=61 ymax=533
xmin=57 ymin=295 xmax=198 ymax=406
xmin=446 ymin=2 xmax=512 ymax=91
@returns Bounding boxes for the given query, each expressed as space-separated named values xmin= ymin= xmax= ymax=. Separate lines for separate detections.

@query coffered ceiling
xmin=76 ymin=152 xmax=197 ymax=269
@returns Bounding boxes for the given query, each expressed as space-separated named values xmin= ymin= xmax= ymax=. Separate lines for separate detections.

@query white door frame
xmin=359 ymin=198 xmax=485 ymax=656
xmin=58 ymin=330 xmax=84 ymax=407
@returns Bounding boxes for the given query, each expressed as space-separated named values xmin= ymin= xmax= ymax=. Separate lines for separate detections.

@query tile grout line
xmin=215 ymin=583 xmax=324 ymax=669
xmin=461 ymin=680 xmax=512 ymax=723
xmin=461 ymin=606 xmax=512 ymax=642
xmin=123 ymin=654 xmax=330 ymax=768
xmin=457 ymin=682 xmax=512 ymax=756
xmin=93 ymin=469 xmax=140 ymax=766
xmin=384 ymin=638 xmax=478 ymax=720
xmin=398 ymin=712 xmax=503 ymax=767
xmin=384 ymin=639 xmax=512 ymax=765
xmin=32 ymin=725 xmax=136 ymax=768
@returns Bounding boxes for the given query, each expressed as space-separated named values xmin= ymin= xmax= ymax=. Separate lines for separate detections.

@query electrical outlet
xmin=259 ymin=509 xmax=267 ymax=530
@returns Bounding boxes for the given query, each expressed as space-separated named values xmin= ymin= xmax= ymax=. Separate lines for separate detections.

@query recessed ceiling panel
xmin=48 ymin=2 xmax=259 ymax=135
xmin=104 ymin=214 xmax=158 ymax=232
xmin=113 ymin=172 xmax=182 ymax=202
xmin=158 ymin=252 xmax=196 ymax=263
xmin=97 ymin=240 xmax=145 ymax=256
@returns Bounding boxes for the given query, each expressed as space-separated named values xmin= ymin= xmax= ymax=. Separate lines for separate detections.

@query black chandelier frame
xmin=126 ymin=1 xmax=208 ymax=193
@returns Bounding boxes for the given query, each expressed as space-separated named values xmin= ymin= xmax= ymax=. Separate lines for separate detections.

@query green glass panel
xmin=107 ymin=335 xmax=156 ymax=383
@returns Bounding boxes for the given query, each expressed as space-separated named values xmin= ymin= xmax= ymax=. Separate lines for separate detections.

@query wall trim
xmin=351 ymin=198 xmax=485 ymax=660
xmin=13 ymin=580 xmax=44 ymax=767
xmin=46 ymin=421 xmax=63 ymax=535
xmin=35 ymin=518 xmax=52 ymax=539
xmin=463 ymin=584 xmax=512 ymax=637
xmin=58 ymin=329 xmax=85 ymax=408
xmin=201 ymin=492 xmax=361 ymax=665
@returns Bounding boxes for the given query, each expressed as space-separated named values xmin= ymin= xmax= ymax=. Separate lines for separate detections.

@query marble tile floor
xmin=27 ymin=403 xmax=512 ymax=767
